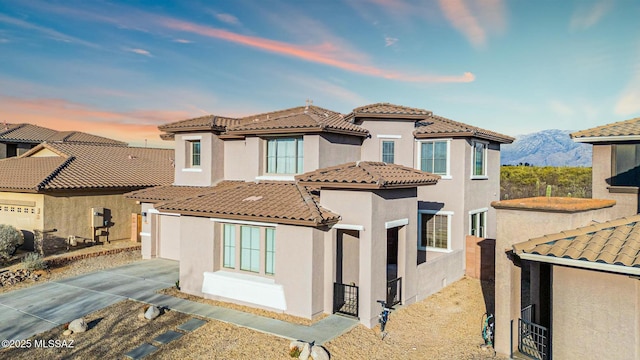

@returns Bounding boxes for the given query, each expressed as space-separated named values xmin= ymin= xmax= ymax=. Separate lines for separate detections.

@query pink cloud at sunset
xmin=0 ymin=95 xmax=190 ymax=147
xmin=159 ymin=17 xmax=474 ymax=83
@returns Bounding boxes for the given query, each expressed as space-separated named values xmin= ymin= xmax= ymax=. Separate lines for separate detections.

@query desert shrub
xmin=289 ymin=346 xmax=302 ymax=358
xmin=0 ymin=224 xmax=23 ymax=259
xmin=21 ymin=252 xmax=47 ymax=270
xmin=501 ymin=166 xmax=592 ymax=199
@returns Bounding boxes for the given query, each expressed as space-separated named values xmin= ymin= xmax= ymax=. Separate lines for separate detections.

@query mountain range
xmin=500 ymin=129 xmax=592 ymax=167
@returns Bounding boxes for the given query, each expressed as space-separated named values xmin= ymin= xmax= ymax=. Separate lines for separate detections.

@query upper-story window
xmin=419 ymin=140 xmax=449 ymax=176
xmin=266 ymin=137 xmax=303 ymax=174
xmin=472 ymin=141 xmax=487 ymax=178
xmin=187 ymin=140 xmax=201 ymax=167
xmin=611 ymin=144 xmax=640 ymax=186
xmin=382 ymin=140 xmax=395 ymax=163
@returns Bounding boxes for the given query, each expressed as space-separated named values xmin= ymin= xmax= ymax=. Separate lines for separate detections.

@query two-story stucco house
xmin=491 ymin=117 xmax=640 ymax=360
xmin=126 ymin=103 xmax=513 ymax=327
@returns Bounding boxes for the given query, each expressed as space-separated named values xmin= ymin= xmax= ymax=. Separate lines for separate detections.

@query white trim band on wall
xmin=139 ymin=232 xmax=151 ymax=237
xmin=376 ymin=134 xmax=402 ymax=139
xmin=210 ymin=218 xmax=277 ymax=227
xmin=333 ymin=224 xmax=365 ymax=231
xmin=181 ymin=168 xmax=203 ymax=172
xmin=468 ymin=207 xmax=489 ymax=215
xmin=255 ymin=175 xmax=295 ymax=181
xmin=385 ymin=218 xmax=409 ymax=229
xmin=147 ymin=209 xmax=181 ymax=217
xmin=182 ymin=135 xmax=203 ymax=140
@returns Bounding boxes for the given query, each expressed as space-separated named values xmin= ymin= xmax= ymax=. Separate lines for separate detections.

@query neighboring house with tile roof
xmin=489 ymin=116 xmax=640 ymax=359
xmin=0 ymin=142 xmax=173 ymax=253
xmin=0 ymin=123 xmax=127 ymax=159
xmin=129 ymin=102 xmax=512 ymax=327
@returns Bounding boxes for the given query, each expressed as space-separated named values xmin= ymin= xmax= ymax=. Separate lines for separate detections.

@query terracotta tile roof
xmin=125 ymin=181 xmax=244 ymax=203
xmin=571 ymin=117 xmax=640 ymax=140
xmin=295 ymin=161 xmax=440 ymax=189
xmin=0 ymin=143 xmax=174 ymax=192
xmin=156 ymin=181 xmax=340 ymax=227
xmin=0 ymin=123 xmax=58 ymax=142
xmin=513 ymin=214 xmax=640 ymax=269
xmin=491 ymin=197 xmax=616 ymax=213
xmin=414 ymin=114 xmax=514 ymax=143
xmin=158 ymin=115 xmax=241 ymax=133
xmin=352 ymin=103 xmax=432 ymax=118
xmin=0 ymin=123 xmax=126 ymax=145
xmin=226 ymin=105 xmax=368 ymax=137
xmin=45 ymin=131 xmax=127 ymax=146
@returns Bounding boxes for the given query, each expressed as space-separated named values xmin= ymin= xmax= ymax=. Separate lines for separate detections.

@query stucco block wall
xmin=493 ymin=206 xmax=616 ymax=356
xmin=552 ymin=266 xmax=640 ymax=360
xmin=178 ymin=216 xmax=214 ymax=296
xmin=416 ymin=249 xmax=464 ymax=300
xmin=174 ymin=133 xmax=223 ymax=186
xmin=42 ymin=192 xmax=139 ymax=242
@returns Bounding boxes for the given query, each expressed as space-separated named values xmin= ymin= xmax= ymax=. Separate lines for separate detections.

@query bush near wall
xmin=501 ymin=166 xmax=592 ymax=200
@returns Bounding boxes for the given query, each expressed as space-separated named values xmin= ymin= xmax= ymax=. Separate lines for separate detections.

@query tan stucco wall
xmin=493 ymin=206 xmax=616 ymax=356
xmin=140 ymin=203 xmax=155 ymax=259
xmin=321 ymin=188 xmax=418 ymax=327
xmin=275 ymin=225 xmax=326 ymax=318
xmin=358 ymin=119 xmax=416 ymax=167
xmin=223 ymin=137 xmax=261 ymax=180
xmin=592 ymin=144 xmax=638 ymax=218
xmin=174 ymin=133 xmax=223 ymax=186
xmin=42 ymin=192 xmax=140 ymax=242
xmin=552 ymin=266 xmax=639 ymax=360
xmin=0 ymin=192 xmax=45 ymax=241
xmin=156 ymin=214 xmax=180 ymax=261
xmin=178 ymin=216 xmax=215 ymax=296
xmin=317 ymin=133 xmax=362 ymax=169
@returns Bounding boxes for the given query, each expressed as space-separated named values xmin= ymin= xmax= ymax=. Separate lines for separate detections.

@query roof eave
xmin=517 ymin=252 xmax=640 ymax=276
xmin=296 ymin=181 xmax=436 ymax=189
xmin=572 ymin=135 xmax=640 ymax=143
xmin=413 ymin=131 xmax=514 ymax=144
xmin=355 ymin=113 xmax=430 ymax=120
xmin=153 ymin=209 xmax=331 ymax=227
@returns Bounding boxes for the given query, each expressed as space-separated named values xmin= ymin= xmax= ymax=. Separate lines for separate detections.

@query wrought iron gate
xmin=333 ymin=282 xmax=358 ymax=318
xmin=518 ymin=305 xmax=549 ymax=360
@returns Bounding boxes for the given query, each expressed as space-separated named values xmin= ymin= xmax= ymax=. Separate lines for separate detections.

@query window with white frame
xmin=469 ymin=209 xmax=487 ymax=238
xmin=418 ymin=211 xmax=451 ymax=251
xmin=223 ymin=224 xmax=235 ymax=268
xmin=187 ymin=140 xmax=201 ymax=167
xmin=419 ymin=140 xmax=449 ymax=176
xmin=265 ymin=228 xmax=275 ymax=275
xmin=472 ymin=141 xmax=487 ymax=177
xmin=266 ymin=137 xmax=303 ymax=174
xmin=382 ymin=140 xmax=395 ymax=163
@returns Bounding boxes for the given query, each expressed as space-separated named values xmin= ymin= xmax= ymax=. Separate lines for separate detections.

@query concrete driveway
xmin=0 ymin=259 xmax=178 ymax=341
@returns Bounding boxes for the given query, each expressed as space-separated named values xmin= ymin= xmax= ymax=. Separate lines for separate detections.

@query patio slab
xmin=177 ymin=318 xmax=207 ymax=332
xmin=152 ymin=330 xmax=183 ymax=344
xmin=124 ymin=343 xmax=158 ymax=359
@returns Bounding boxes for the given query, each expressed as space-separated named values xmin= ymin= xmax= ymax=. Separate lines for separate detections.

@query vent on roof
xmin=242 ymin=196 xmax=263 ymax=202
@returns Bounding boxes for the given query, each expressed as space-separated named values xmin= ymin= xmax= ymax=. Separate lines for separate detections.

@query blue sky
xmin=0 ymin=0 xmax=639 ymax=147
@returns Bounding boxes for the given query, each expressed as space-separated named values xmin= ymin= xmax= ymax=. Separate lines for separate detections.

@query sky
xmin=0 ymin=0 xmax=639 ymax=148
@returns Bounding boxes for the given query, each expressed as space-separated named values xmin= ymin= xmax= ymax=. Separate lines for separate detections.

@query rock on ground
xmin=69 ymin=318 xmax=87 ymax=333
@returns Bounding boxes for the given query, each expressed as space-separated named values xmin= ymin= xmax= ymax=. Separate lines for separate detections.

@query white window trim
xmin=468 ymin=208 xmax=488 ymax=237
xmin=333 ymin=223 xmax=365 ymax=231
xmin=182 ymin=135 xmax=203 ymax=141
xmin=377 ymin=134 xmax=402 ymax=139
xmin=418 ymin=210 xmax=453 ymax=253
xmin=470 ymin=140 xmax=489 ymax=180
xmin=415 ymin=138 xmax=452 ymax=179
xmin=255 ymin=175 xmax=295 ymax=181
xmin=385 ymin=218 xmax=408 ymax=229
xmin=181 ymin=168 xmax=203 ymax=172
xmin=147 ymin=208 xmax=180 ymax=217
xmin=184 ymin=136 xmax=202 ymax=169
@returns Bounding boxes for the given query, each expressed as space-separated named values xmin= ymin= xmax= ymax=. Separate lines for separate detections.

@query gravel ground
xmin=0 ymin=250 xmax=141 ymax=294
xmin=1 ymin=250 xmax=505 ymax=359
